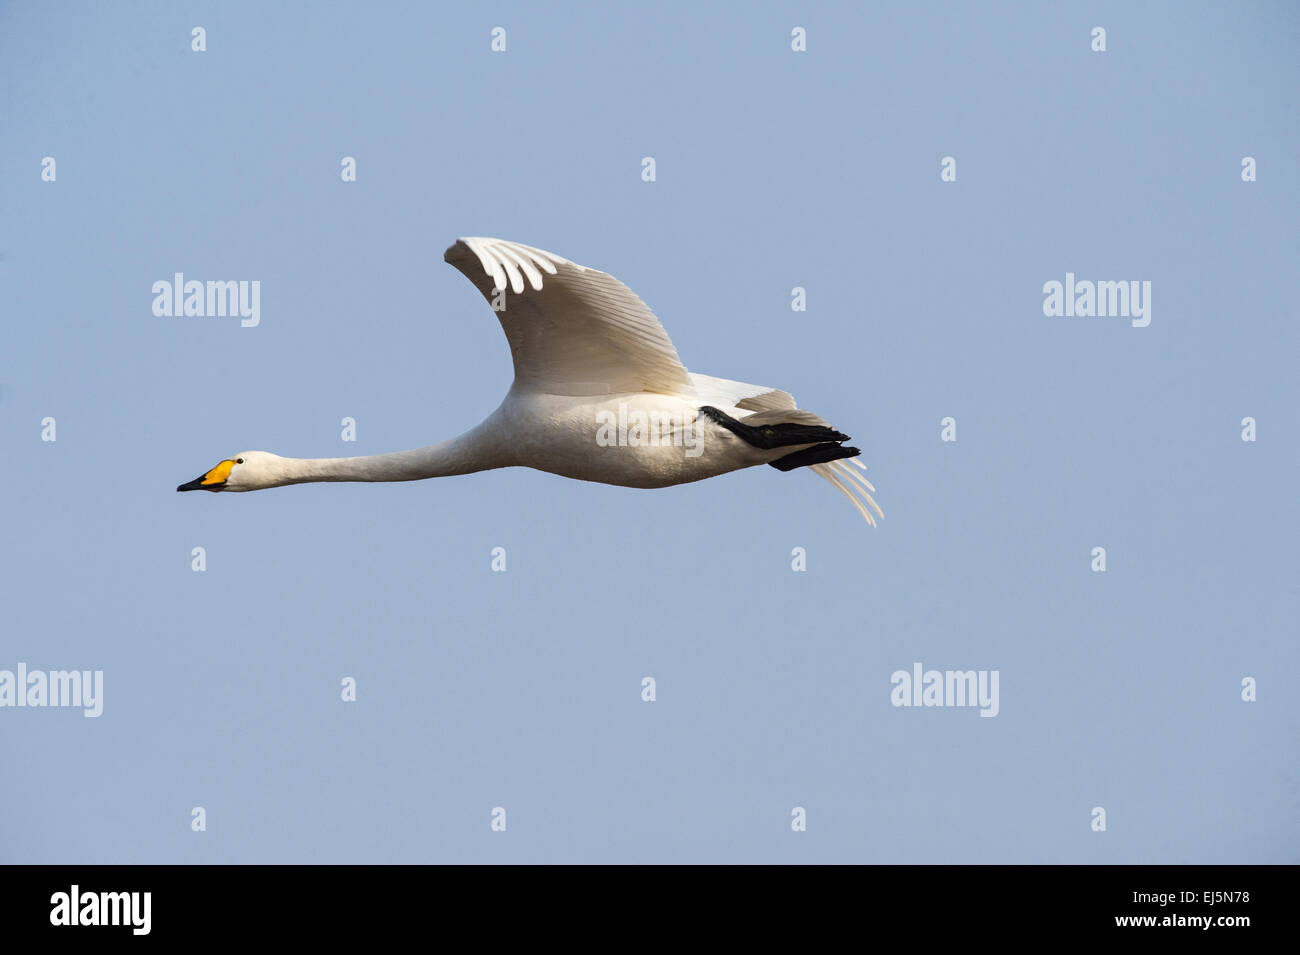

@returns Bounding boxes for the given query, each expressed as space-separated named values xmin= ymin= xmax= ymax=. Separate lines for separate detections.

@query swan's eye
xmin=236 ymin=458 xmax=245 ymax=464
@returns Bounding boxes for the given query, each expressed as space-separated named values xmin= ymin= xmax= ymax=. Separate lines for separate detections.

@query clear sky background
xmin=2 ymin=1 xmax=1296 ymax=863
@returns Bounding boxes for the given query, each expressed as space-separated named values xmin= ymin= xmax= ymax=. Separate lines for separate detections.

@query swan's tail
xmin=807 ymin=456 xmax=883 ymax=527
xmin=741 ymin=408 xmax=883 ymax=528
xmin=748 ymin=408 xmax=882 ymax=527
xmin=697 ymin=403 xmax=883 ymax=527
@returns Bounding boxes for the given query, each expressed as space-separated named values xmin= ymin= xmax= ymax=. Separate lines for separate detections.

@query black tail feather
xmin=768 ymin=444 xmax=861 ymax=472
xmin=698 ymin=405 xmax=850 ymax=450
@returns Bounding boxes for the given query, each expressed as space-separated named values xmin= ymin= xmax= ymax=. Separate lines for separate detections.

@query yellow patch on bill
xmin=201 ymin=460 xmax=235 ymax=485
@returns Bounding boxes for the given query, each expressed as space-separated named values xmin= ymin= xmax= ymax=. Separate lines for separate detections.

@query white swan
xmin=178 ymin=237 xmax=883 ymax=526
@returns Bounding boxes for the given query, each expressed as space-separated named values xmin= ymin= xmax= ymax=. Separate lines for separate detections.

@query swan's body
xmin=178 ymin=238 xmax=882 ymax=525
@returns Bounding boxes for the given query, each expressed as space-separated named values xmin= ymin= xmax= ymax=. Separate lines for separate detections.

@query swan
xmin=177 ymin=238 xmax=883 ymax=525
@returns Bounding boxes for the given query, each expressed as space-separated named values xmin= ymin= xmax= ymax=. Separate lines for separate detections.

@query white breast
xmin=492 ymin=391 xmax=763 ymax=489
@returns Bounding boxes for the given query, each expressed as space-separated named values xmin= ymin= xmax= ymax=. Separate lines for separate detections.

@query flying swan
xmin=177 ymin=238 xmax=882 ymax=525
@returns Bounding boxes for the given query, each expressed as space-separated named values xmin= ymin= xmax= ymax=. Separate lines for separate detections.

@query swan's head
xmin=176 ymin=451 xmax=282 ymax=493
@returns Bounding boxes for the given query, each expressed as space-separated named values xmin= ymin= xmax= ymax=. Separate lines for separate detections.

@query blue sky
xmin=1 ymin=1 xmax=1297 ymax=863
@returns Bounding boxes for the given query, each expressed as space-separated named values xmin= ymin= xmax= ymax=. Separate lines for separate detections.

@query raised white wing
xmin=444 ymin=237 xmax=696 ymax=397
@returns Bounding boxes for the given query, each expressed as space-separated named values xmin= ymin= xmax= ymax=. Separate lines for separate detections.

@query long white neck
xmin=271 ymin=425 xmax=503 ymax=486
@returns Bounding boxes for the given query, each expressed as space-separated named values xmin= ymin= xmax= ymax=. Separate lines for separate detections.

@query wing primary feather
xmin=443 ymin=236 xmax=696 ymax=397
xmin=493 ymin=242 xmax=545 ymax=292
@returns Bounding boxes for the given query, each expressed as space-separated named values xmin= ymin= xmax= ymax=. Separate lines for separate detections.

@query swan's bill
xmin=177 ymin=458 xmax=237 ymax=492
